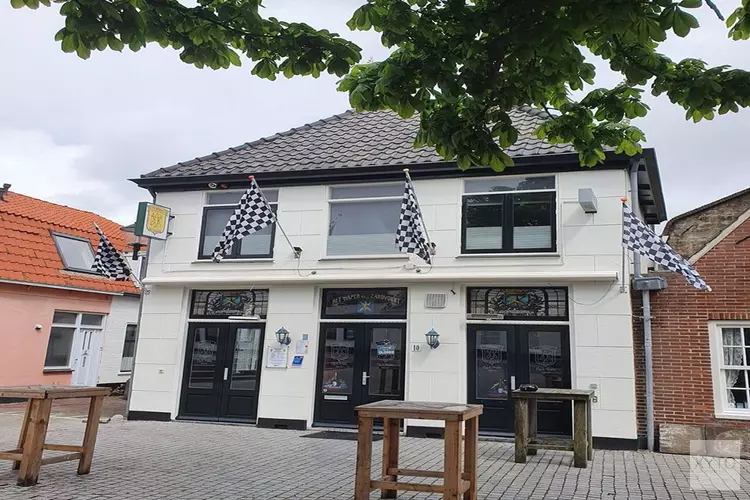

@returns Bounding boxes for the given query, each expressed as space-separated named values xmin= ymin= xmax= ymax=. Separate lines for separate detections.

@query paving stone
xmin=1 ymin=413 xmax=749 ymax=499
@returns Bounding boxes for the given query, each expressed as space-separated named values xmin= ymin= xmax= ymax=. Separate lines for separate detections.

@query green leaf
xmin=24 ymin=0 xmax=40 ymax=9
xmin=680 ymin=0 xmax=702 ymax=8
xmin=76 ymin=45 xmax=91 ymax=60
xmin=108 ymin=34 xmax=124 ymax=51
xmin=10 ymin=0 xmax=25 ymax=9
xmin=61 ymin=34 xmax=78 ymax=53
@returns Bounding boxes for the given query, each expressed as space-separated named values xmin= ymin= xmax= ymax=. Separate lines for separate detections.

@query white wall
xmin=132 ymin=169 xmax=640 ymax=439
xmin=98 ymin=294 xmax=140 ymax=385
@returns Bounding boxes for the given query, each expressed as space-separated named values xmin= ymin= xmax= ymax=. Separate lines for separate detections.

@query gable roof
xmin=662 ymin=187 xmax=750 ymax=260
xmin=141 ymin=107 xmax=576 ymax=179
xmin=0 ymin=191 xmax=140 ymax=295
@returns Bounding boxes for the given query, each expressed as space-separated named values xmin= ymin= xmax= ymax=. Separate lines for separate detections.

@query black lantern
xmin=425 ymin=328 xmax=440 ymax=349
xmin=275 ymin=327 xmax=291 ymax=346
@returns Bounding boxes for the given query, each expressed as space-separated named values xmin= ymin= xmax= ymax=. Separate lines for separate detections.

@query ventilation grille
xmin=425 ymin=293 xmax=447 ymax=309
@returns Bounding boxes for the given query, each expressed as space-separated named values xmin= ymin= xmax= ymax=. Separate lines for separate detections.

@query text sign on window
xmin=322 ymin=288 xmax=407 ymax=319
xmin=190 ymin=290 xmax=269 ymax=319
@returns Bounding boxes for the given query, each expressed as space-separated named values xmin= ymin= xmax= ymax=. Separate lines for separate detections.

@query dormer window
xmin=52 ymin=233 xmax=97 ymax=273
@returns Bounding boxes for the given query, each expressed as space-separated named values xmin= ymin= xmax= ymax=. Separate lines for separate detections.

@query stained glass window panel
xmin=190 ymin=290 xmax=269 ymax=319
xmin=467 ymin=287 xmax=568 ymax=321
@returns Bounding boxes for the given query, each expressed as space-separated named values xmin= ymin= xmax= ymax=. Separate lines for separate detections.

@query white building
xmin=128 ymin=108 xmax=666 ymax=448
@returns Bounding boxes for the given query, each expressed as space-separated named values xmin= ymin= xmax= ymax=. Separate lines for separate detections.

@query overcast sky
xmin=1 ymin=1 xmax=748 ymax=224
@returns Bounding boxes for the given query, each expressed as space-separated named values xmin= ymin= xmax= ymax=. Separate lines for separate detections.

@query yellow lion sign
xmin=135 ymin=202 xmax=171 ymax=240
xmin=146 ymin=205 xmax=169 ymax=234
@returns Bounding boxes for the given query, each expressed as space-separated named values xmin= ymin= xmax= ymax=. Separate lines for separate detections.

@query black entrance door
xmin=315 ymin=323 xmax=406 ymax=425
xmin=179 ymin=323 xmax=265 ymax=422
xmin=467 ymin=324 xmax=571 ymax=435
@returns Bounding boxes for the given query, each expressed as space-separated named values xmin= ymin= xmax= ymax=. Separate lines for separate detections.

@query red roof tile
xmin=0 ymin=191 xmax=140 ymax=295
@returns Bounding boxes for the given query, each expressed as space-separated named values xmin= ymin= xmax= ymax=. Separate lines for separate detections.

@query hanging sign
xmin=134 ymin=202 xmax=172 ymax=240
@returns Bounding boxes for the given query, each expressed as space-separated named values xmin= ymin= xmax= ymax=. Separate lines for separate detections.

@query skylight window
xmin=52 ymin=233 xmax=97 ymax=273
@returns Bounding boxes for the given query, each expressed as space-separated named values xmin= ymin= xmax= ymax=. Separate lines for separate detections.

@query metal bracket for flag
xmin=403 ymin=169 xmax=436 ymax=255
xmin=248 ymin=176 xmax=302 ymax=259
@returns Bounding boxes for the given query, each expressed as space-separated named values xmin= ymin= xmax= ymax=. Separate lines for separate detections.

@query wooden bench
xmin=511 ymin=388 xmax=594 ymax=468
xmin=354 ymin=400 xmax=483 ymax=500
xmin=0 ymin=385 xmax=111 ymax=486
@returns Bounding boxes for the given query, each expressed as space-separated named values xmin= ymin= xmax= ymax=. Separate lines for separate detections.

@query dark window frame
xmin=197 ymin=204 xmax=277 ymax=260
xmin=120 ymin=323 xmax=138 ymax=373
xmin=466 ymin=287 xmax=569 ymax=321
xmin=320 ymin=288 xmax=408 ymax=320
xmin=461 ymin=191 xmax=557 ymax=254
xmin=50 ymin=231 xmax=101 ymax=275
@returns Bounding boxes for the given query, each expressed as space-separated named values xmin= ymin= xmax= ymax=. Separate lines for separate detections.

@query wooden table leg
xmin=381 ymin=417 xmax=399 ymax=499
xmin=573 ymin=400 xmax=587 ymax=468
xmin=586 ymin=399 xmax=594 ymax=461
xmin=78 ymin=395 xmax=104 ymax=475
xmin=443 ymin=420 xmax=461 ymax=500
xmin=17 ymin=398 xmax=52 ymax=487
xmin=12 ymin=399 xmax=32 ymax=470
xmin=514 ymin=398 xmax=528 ymax=464
xmin=463 ymin=416 xmax=479 ymax=500
xmin=354 ymin=415 xmax=374 ymax=500
xmin=527 ymin=399 xmax=538 ymax=456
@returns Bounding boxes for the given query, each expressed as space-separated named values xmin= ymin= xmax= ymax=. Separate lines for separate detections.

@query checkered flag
xmin=93 ymin=225 xmax=132 ymax=281
xmin=212 ymin=178 xmax=276 ymax=262
xmin=622 ymin=204 xmax=711 ymax=291
xmin=396 ymin=175 xmax=433 ymax=264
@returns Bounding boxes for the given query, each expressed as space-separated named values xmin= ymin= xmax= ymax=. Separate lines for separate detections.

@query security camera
xmin=34 ymin=324 xmax=43 ymax=330
xmin=208 ymin=182 xmax=218 ymax=189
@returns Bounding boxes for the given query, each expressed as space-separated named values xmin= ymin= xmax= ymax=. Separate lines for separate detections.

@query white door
xmin=71 ymin=328 xmax=102 ymax=386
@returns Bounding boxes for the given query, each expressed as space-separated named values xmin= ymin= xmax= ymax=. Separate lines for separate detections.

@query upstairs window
xmin=462 ymin=176 xmax=556 ymax=254
xmin=327 ymin=184 xmax=403 ymax=256
xmin=198 ymin=190 xmax=278 ymax=259
xmin=52 ymin=233 xmax=97 ymax=273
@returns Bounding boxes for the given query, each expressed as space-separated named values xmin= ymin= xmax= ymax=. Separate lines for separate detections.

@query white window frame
xmin=324 ymin=182 xmax=405 ymax=259
xmin=44 ymin=311 xmax=105 ymax=370
xmin=709 ymin=321 xmax=750 ymax=420
xmin=460 ymin=174 xmax=559 ymax=256
xmin=197 ymin=189 xmax=279 ymax=260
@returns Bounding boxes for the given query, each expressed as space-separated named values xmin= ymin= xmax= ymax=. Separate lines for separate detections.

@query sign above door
xmin=321 ymin=288 xmax=407 ymax=319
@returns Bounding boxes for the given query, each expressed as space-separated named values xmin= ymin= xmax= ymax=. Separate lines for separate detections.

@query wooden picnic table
xmin=0 ymin=385 xmax=111 ymax=486
xmin=511 ymin=388 xmax=594 ymax=468
xmin=354 ymin=400 xmax=483 ymax=500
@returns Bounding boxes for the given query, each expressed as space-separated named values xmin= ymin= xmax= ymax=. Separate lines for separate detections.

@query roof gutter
xmin=0 ymin=279 xmax=125 ymax=296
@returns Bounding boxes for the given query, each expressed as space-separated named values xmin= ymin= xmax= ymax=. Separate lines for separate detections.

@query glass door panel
xmin=475 ymin=329 xmax=510 ymax=401
xmin=229 ymin=327 xmax=261 ymax=391
xmin=188 ymin=327 xmax=221 ymax=389
xmin=321 ymin=326 xmax=357 ymax=395
xmin=367 ymin=327 xmax=404 ymax=398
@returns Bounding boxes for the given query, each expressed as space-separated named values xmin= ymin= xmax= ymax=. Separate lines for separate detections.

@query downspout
xmin=126 ymin=188 xmax=155 ymax=416
xmin=630 ymin=160 xmax=654 ymax=452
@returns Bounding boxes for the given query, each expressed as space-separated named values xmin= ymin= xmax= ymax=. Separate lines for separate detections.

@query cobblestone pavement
xmin=1 ymin=413 xmax=749 ymax=499
xmin=0 ymin=396 xmax=127 ymax=420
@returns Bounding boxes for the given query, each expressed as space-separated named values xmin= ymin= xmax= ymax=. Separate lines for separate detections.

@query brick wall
xmin=632 ymin=215 xmax=750 ymax=439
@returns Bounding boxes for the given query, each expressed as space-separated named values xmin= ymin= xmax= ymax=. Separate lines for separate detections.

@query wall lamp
xmin=425 ymin=328 xmax=440 ymax=349
xmin=275 ymin=327 xmax=291 ymax=346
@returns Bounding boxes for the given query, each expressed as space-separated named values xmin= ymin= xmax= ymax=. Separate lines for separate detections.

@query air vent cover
xmin=425 ymin=293 xmax=447 ymax=309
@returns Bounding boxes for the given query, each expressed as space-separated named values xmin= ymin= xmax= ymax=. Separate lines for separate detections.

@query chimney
xmin=0 ymin=184 xmax=10 ymax=201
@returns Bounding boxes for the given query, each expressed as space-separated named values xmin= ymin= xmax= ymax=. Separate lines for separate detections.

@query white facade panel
xmin=97 ymin=294 xmax=140 ymax=385
xmin=130 ymin=168 xmax=641 ymax=441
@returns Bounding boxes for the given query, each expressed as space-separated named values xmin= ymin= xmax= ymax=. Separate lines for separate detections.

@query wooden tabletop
xmin=511 ymin=388 xmax=594 ymax=401
xmin=356 ymin=400 xmax=483 ymax=421
xmin=0 ymin=385 xmax=111 ymax=400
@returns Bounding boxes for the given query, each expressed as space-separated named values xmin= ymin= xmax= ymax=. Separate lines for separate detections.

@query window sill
xmin=319 ymin=255 xmax=407 ymax=261
xmin=118 ymin=372 xmax=132 ymax=376
xmin=191 ymin=258 xmax=274 ymax=264
xmin=456 ymin=252 xmax=560 ymax=258
xmin=715 ymin=411 xmax=750 ymax=421
xmin=43 ymin=367 xmax=73 ymax=373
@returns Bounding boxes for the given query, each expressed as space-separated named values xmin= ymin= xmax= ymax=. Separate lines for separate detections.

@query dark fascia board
xmin=130 ymin=149 xmax=666 ymax=223
xmin=131 ymin=151 xmax=632 ymax=190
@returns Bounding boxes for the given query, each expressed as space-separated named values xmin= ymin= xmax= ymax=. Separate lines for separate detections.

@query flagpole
xmin=248 ymin=176 xmax=301 ymax=258
xmin=403 ymin=169 xmax=434 ymax=251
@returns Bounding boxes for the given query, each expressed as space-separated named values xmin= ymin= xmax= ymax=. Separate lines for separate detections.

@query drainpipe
xmin=125 ymin=189 xmax=155 ymax=416
xmin=630 ymin=161 xmax=654 ymax=452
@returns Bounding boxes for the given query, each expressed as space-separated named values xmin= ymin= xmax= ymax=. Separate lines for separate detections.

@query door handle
xmin=223 ymin=368 xmax=229 ymax=381
xmin=510 ymin=376 xmax=516 ymax=391
xmin=361 ymin=372 xmax=370 ymax=386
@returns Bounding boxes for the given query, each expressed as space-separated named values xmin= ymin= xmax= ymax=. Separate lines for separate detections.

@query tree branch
xmin=705 ymin=0 xmax=725 ymax=21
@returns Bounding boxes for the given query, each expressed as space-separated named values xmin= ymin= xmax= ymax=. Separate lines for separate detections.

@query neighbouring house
xmin=0 ymin=185 xmax=141 ymax=388
xmin=128 ymin=108 xmax=666 ymax=449
xmin=633 ymin=187 xmax=750 ymax=454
